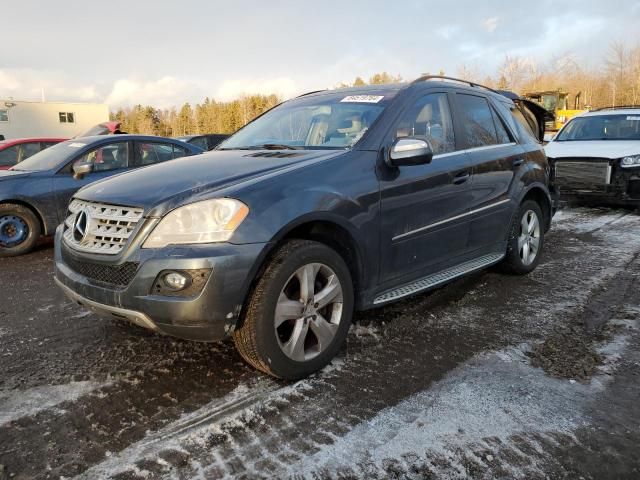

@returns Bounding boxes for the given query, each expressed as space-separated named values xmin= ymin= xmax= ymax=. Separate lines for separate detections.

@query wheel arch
xmin=0 ymin=199 xmax=47 ymax=235
xmin=234 ymin=215 xmax=366 ymax=329
xmin=518 ymin=183 xmax=553 ymax=232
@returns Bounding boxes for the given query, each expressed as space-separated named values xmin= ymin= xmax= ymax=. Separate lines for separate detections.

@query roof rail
xmin=591 ymin=105 xmax=640 ymax=112
xmin=411 ymin=75 xmax=498 ymax=94
xmin=296 ymin=89 xmax=327 ymax=98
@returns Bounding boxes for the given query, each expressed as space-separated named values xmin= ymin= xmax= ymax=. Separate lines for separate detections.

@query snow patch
xmin=0 ymin=380 xmax=111 ymax=425
xmin=287 ymin=341 xmax=622 ymax=477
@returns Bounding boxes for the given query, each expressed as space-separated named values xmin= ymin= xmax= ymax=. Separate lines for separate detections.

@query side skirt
xmin=372 ymin=252 xmax=505 ymax=305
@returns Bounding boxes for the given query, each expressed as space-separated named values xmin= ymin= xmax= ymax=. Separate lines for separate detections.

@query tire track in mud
xmin=1 ymin=208 xmax=640 ymax=479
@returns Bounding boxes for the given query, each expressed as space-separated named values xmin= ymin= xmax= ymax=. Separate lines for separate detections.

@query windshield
xmin=556 ymin=114 xmax=640 ymax=141
xmin=11 ymin=141 xmax=77 ymax=171
xmin=540 ymin=94 xmax=558 ymax=112
xmin=219 ymin=92 xmax=391 ymax=150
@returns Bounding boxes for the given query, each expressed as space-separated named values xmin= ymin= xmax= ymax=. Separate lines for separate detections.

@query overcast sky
xmin=2 ymin=0 xmax=639 ymax=109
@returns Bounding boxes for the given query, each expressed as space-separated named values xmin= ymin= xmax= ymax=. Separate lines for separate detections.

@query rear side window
xmin=173 ymin=145 xmax=188 ymax=158
xmin=0 ymin=145 xmax=18 ymax=166
xmin=133 ymin=142 xmax=190 ymax=166
xmin=497 ymin=101 xmax=538 ymax=144
xmin=491 ymin=109 xmax=512 ymax=144
xmin=456 ymin=94 xmax=506 ymax=148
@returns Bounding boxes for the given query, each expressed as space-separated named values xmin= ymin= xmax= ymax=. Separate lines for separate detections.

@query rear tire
xmin=233 ymin=239 xmax=354 ymax=380
xmin=500 ymin=200 xmax=544 ymax=275
xmin=0 ymin=204 xmax=41 ymax=257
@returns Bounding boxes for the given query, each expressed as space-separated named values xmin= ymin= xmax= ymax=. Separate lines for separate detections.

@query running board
xmin=373 ymin=252 xmax=505 ymax=305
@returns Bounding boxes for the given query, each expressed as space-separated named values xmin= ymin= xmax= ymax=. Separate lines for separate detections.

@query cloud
xmin=483 ymin=16 xmax=500 ymax=33
xmin=214 ymin=77 xmax=299 ymax=102
xmin=105 ymin=76 xmax=204 ymax=109
xmin=0 ymin=68 xmax=99 ymax=102
xmin=435 ymin=25 xmax=460 ymax=40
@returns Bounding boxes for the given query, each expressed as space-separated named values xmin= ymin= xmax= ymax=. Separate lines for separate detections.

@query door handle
xmin=452 ymin=171 xmax=470 ymax=185
xmin=512 ymin=158 xmax=524 ymax=168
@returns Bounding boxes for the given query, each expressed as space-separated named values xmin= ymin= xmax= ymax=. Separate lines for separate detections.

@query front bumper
xmin=552 ymin=160 xmax=640 ymax=207
xmin=54 ymin=225 xmax=268 ymax=342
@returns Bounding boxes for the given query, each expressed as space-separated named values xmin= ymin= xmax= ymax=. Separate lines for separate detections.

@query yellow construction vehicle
xmin=522 ymin=90 xmax=587 ymax=133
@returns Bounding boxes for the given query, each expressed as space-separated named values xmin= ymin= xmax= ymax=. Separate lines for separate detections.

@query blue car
xmin=0 ymin=135 xmax=203 ymax=256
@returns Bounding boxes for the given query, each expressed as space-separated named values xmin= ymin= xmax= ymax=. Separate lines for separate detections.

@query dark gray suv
xmin=54 ymin=77 xmax=555 ymax=379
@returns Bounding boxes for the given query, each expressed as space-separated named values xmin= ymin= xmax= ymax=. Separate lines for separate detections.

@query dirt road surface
xmin=1 ymin=207 xmax=639 ymax=479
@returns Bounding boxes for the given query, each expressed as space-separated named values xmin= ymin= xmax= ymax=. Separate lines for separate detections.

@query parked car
xmin=77 ymin=121 xmax=125 ymax=137
xmin=0 ymin=138 xmax=67 ymax=170
xmin=54 ymin=77 xmax=554 ymax=379
xmin=175 ymin=134 xmax=229 ymax=151
xmin=0 ymin=135 xmax=203 ymax=256
xmin=545 ymin=107 xmax=640 ymax=207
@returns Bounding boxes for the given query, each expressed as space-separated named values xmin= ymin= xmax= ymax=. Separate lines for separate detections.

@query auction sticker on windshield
xmin=341 ymin=95 xmax=384 ymax=103
xmin=68 ymin=143 xmax=86 ymax=148
xmin=626 ymin=116 xmax=640 ymax=121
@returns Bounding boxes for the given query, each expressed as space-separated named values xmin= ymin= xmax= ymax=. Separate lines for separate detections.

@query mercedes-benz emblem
xmin=73 ymin=209 xmax=91 ymax=243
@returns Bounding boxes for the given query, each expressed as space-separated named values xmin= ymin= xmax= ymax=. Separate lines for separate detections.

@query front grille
xmin=63 ymin=199 xmax=144 ymax=255
xmin=554 ymin=158 xmax=611 ymax=191
xmin=628 ymin=179 xmax=640 ymax=199
xmin=62 ymin=248 xmax=139 ymax=287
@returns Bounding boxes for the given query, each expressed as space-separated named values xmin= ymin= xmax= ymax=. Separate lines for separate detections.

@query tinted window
xmin=188 ymin=136 xmax=208 ymax=150
xmin=0 ymin=145 xmax=18 ymax=166
xmin=507 ymin=104 xmax=538 ymax=144
xmin=133 ymin=142 xmax=175 ymax=166
xmin=457 ymin=94 xmax=502 ymax=148
xmin=74 ymin=142 xmax=129 ymax=172
xmin=173 ymin=145 xmax=188 ymax=158
xmin=394 ymin=93 xmax=455 ymax=154
xmin=491 ymin=109 xmax=511 ymax=144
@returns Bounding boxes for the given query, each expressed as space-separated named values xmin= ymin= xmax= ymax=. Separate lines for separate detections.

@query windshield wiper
xmin=246 ymin=143 xmax=302 ymax=150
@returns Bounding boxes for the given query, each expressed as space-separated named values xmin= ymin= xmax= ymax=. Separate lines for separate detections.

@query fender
xmin=0 ymin=196 xmax=53 ymax=235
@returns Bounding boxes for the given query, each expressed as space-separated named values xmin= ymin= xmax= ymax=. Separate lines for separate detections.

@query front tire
xmin=500 ymin=200 xmax=545 ymax=275
xmin=0 ymin=204 xmax=41 ymax=257
xmin=233 ymin=239 xmax=354 ymax=380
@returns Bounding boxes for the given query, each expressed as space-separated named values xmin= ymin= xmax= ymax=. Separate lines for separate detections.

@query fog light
xmin=163 ymin=271 xmax=189 ymax=290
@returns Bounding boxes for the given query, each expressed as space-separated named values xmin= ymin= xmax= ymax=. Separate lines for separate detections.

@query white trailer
xmin=0 ymin=100 xmax=109 ymax=139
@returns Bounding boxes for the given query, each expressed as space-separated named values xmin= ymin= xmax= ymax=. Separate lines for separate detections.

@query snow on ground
xmin=286 ymin=338 xmax=628 ymax=478
xmin=0 ymin=380 xmax=111 ymax=425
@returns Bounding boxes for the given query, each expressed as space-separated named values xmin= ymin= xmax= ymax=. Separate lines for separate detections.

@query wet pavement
xmin=0 ymin=207 xmax=639 ymax=479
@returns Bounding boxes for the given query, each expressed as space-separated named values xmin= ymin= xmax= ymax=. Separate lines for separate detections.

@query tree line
xmin=111 ymin=41 xmax=640 ymax=136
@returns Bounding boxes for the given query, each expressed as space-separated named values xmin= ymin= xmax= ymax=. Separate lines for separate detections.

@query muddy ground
xmin=0 ymin=207 xmax=639 ymax=479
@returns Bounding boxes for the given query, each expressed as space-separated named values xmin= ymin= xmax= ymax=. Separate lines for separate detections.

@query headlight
xmin=621 ymin=155 xmax=640 ymax=168
xmin=143 ymin=199 xmax=249 ymax=249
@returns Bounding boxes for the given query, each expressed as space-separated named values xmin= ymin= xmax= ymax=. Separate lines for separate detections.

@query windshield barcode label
xmin=341 ymin=95 xmax=384 ymax=103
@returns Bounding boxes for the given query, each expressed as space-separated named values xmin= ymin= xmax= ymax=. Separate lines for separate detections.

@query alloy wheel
xmin=274 ymin=262 xmax=344 ymax=362
xmin=518 ymin=210 xmax=540 ymax=266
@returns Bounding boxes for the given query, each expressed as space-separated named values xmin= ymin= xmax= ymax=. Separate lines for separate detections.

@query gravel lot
xmin=0 ymin=207 xmax=639 ymax=480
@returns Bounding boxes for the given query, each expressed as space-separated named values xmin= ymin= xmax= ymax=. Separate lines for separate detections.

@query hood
xmin=545 ymin=140 xmax=640 ymax=160
xmin=76 ymin=149 xmax=345 ymax=212
xmin=0 ymin=169 xmax=34 ymax=182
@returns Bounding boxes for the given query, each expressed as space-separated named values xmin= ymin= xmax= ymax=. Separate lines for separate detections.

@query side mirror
xmin=73 ymin=162 xmax=93 ymax=180
xmin=388 ymin=137 xmax=433 ymax=167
